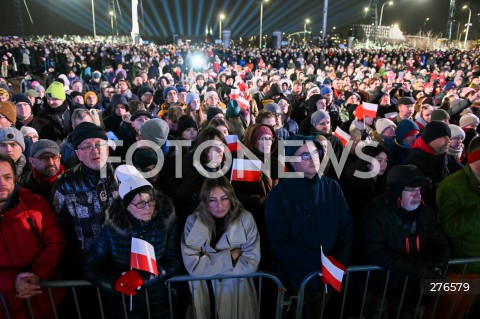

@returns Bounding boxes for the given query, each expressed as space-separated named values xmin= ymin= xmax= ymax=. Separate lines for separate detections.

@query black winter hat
xmin=206 ymin=107 xmax=224 ymax=121
xmin=71 ymin=122 xmax=108 ymax=148
xmin=11 ymin=93 xmax=32 ymax=107
xmin=133 ymin=148 xmax=158 ymax=171
xmin=422 ymin=121 xmax=451 ymax=144
xmin=177 ymin=115 xmax=198 ymax=137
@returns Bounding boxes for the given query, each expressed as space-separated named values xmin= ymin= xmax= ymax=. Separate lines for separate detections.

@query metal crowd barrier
xmin=294 ymin=257 xmax=480 ymax=319
xmin=166 ymin=271 xmax=285 ymax=319
xmin=0 ymin=272 xmax=285 ymax=319
xmin=2 ymin=258 xmax=479 ymax=319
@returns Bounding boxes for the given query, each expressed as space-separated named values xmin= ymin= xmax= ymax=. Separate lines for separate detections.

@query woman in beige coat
xmin=181 ymin=177 xmax=261 ymax=319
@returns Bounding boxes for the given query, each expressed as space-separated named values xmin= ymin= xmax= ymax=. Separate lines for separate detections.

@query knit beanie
xmin=203 ymin=89 xmax=218 ymax=101
xmin=0 ymin=101 xmax=17 ymax=123
xmin=186 ymin=93 xmax=199 ymax=106
xmin=252 ymin=125 xmax=273 ymax=141
xmin=138 ymin=86 xmax=154 ymax=97
xmin=206 ymin=107 xmax=224 ymax=121
xmin=45 ymin=81 xmax=66 ymax=101
xmin=115 ymin=164 xmax=152 ymax=207
xmin=264 ymin=102 xmax=282 ymax=114
xmin=308 ymin=85 xmax=320 ymax=96
xmin=375 ymin=118 xmax=396 ymax=135
xmin=0 ymin=127 xmax=25 ymax=151
xmin=139 ymin=118 xmax=169 ymax=146
xmin=163 ymin=86 xmax=178 ymax=100
xmin=422 ymin=121 xmax=451 ymax=144
xmin=71 ymin=122 xmax=108 ymax=148
xmin=430 ymin=109 xmax=450 ymax=122
xmin=84 ymin=91 xmax=97 ymax=103
xmin=311 ymin=110 xmax=330 ymax=127
xmin=459 ymin=113 xmax=480 ymax=128
xmin=130 ymin=110 xmax=152 ymax=122
xmin=177 ymin=115 xmax=198 ymax=137
xmin=11 ymin=93 xmax=32 ymax=107
xmin=320 ymin=86 xmax=333 ymax=96
xmin=225 ymin=100 xmax=241 ymax=118
xmin=20 ymin=126 xmax=39 ymax=139
xmin=133 ymin=148 xmax=158 ymax=171
xmin=25 ymin=90 xmax=38 ymax=98
xmin=448 ymin=124 xmax=465 ymax=140
xmin=395 ymin=119 xmax=419 ymax=145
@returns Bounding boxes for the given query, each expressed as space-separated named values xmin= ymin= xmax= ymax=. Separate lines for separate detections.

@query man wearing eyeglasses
xmin=265 ymin=135 xmax=352 ymax=317
xmin=20 ymin=139 xmax=64 ymax=201
xmin=52 ymin=122 xmax=119 ymax=278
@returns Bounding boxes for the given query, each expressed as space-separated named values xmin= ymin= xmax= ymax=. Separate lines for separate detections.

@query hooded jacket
xmin=360 ymin=165 xmax=450 ymax=291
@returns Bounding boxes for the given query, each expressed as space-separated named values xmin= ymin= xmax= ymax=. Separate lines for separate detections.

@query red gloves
xmin=114 ymin=270 xmax=143 ymax=296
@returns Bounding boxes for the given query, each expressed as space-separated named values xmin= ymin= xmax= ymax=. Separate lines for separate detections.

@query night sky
xmin=1 ymin=0 xmax=479 ymax=42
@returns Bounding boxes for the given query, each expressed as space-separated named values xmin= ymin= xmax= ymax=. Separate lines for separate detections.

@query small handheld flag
xmin=131 ymin=237 xmax=158 ymax=276
xmin=321 ymin=247 xmax=345 ymax=293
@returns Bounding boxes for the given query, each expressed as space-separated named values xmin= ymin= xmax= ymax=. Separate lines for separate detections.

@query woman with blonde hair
xmin=181 ymin=177 xmax=260 ymax=319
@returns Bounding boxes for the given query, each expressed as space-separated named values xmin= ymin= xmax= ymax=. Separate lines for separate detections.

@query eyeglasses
xmin=77 ymin=142 xmax=108 ymax=151
xmin=130 ymin=199 xmax=156 ymax=209
xmin=259 ymin=136 xmax=273 ymax=142
xmin=403 ymin=187 xmax=422 ymax=195
xmin=299 ymin=149 xmax=320 ymax=161
xmin=35 ymin=154 xmax=61 ymax=163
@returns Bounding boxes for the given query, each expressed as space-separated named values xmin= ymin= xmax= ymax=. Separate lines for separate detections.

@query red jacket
xmin=0 ymin=188 xmax=65 ymax=319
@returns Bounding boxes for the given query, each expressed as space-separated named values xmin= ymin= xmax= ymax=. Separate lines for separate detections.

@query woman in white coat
xmin=181 ymin=176 xmax=261 ymax=319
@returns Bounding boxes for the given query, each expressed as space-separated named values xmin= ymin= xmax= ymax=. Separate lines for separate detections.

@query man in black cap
xmin=404 ymin=121 xmax=463 ymax=211
xmin=52 ymin=122 xmax=119 ymax=277
xmin=393 ymin=97 xmax=416 ymax=124
xmin=12 ymin=93 xmax=55 ymax=141
xmin=20 ymin=139 xmax=64 ymax=200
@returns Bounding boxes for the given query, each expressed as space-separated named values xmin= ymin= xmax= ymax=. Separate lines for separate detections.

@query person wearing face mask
xmin=360 ymin=164 xmax=450 ymax=319
xmin=84 ymin=165 xmax=179 ymax=319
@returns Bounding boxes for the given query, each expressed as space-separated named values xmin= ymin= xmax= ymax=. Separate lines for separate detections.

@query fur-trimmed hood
xmin=105 ymin=187 xmax=176 ymax=236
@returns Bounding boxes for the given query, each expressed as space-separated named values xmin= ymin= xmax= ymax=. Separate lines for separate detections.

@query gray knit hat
xmin=139 ymin=118 xmax=170 ymax=146
xmin=311 ymin=110 xmax=330 ymax=127
xmin=0 ymin=127 xmax=25 ymax=151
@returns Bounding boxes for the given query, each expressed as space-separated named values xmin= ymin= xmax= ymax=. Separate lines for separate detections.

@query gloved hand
xmin=412 ymin=262 xmax=445 ymax=280
xmin=114 ymin=270 xmax=143 ymax=296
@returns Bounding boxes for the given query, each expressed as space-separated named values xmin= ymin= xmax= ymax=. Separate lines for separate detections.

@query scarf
xmin=32 ymin=164 xmax=65 ymax=187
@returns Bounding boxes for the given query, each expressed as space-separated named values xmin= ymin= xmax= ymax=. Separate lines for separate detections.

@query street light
xmin=91 ymin=0 xmax=96 ymax=38
xmin=304 ymin=18 xmax=310 ymax=46
xmin=219 ymin=13 xmax=225 ymax=40
xmin=463 ymin=5 xmax=472 ymax=50
xmin=259 ymin=0 xmax=269 ymax=48
xmin=378 ymin=1 xmax=393 ymax=26
xmin=424 ymin=17 xmax=430 ymax=29
xmin=109 ymin=11 xmax=114 ymax=37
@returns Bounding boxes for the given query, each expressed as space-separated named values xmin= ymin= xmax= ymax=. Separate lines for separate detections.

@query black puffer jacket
xmin=37 ymin=100 xmax=71 ymax=144
xmin=84 ymin=189 xmax=180 ymax=319
xmin=360 ymin=165 xmax=450 ymax=295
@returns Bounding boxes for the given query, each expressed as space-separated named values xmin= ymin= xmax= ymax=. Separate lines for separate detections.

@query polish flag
xmin=362 ymin=102 xmax=378 ymax=118
xmin=333 ymin=127 xmax=351 ymax=147
xmin=131 ymin=237 xmax=158 ymax=276
xmin=225 ymin=135 xmax=240 ymax=152
xmin=231 ymin=159 xmax=262 ymax=182
xmin=236 ymin=96 xmax=250 ymax=110
xmin=321 ymin=247 xmax=345 ymax=292
xmin=230 ymin=88 xmax=240 ymax=100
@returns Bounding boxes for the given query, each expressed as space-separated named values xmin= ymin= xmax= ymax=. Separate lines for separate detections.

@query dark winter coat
xmin=265 ymin=176 xmax=353 ymax=292
xmin=37 ymin=100 xmax=72 ymax=144
xmin=84 ymin=190 xmax=180 ymax=319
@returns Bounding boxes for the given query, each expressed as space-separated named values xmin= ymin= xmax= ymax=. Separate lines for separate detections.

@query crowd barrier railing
xmin=1 ymin=258 xmax=479 ymax=319
xmin=294 ymin=257 xmax=480 ymax=319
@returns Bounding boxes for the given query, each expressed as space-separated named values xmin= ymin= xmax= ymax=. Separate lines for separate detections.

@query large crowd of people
xmin=1 ymin=35 xmax=480 ymax=318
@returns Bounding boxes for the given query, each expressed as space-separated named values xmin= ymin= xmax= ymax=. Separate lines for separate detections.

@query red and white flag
xmin=231 ymin=159 xmax=262 ymax=182
xmin=230 ymin=88 xmax=240 ymax=100
xmin=236 ymin=96 xmax=250 ymax=110
xmin=333 ymin=127 xmax=351 ymax=147
xmin=225 ymin=135 xmax=240 ymax=152
xmin=321 ymin=247 xmax=345 ymax=292
xmin=131 ymin=237 xmax=158 ymax=276
xmin=362 ymin=102 xmax=378 ymax=118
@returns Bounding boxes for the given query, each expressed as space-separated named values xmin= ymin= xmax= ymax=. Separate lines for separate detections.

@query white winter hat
xmin=375 ymin=118 xmax=396 ymax=135
xmin=115 ymin=164 xmax=152 ymax=206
